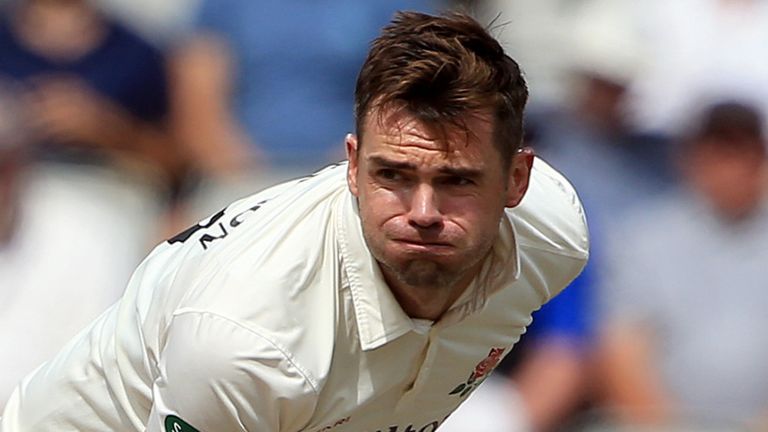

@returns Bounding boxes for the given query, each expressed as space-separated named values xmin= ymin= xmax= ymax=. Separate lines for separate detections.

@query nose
xmin=408 ymin=184 xmax=443 ymax=229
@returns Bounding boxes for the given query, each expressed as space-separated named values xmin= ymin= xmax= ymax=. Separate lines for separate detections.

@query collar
xmin=338 ymin=191 xmax=521 ymax=351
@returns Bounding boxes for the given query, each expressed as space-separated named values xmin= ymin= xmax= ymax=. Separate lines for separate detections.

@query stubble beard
xmin=385 ymin=258 xmax=458 ymax=290
xmin=375 ymin=250 xmax=485 ymax=293
xmin=365 ymin=232 xmax=496 ymax=293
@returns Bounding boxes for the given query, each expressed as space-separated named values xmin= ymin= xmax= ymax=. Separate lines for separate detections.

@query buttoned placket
xmin=394 ymin=324 xmax=442 ymax=413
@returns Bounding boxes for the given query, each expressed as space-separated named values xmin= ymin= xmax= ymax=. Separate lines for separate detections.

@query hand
xmin=23 ymin=75 xmax=130 ymax=148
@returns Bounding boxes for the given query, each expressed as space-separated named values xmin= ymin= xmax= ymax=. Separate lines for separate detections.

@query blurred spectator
xmin=530 ymin=0 xmax=668 ymax=205
xmin=169 ymin=0 xmax=436 ymax=218
xmin=0 ymin=0 xmax=175 ymax=408
xmin=595 ymin=102 xmax=768 ymax=430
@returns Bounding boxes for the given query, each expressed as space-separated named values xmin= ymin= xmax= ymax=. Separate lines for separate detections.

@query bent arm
xmin=147 ymin=311 xmax=317 ymax=432
xmin=513 ymin=337 xmax=587 ymax=432
xmin=595 ymin=323 xmax=675 ymax=425
xmin=168 ymin=35 xmax=256 ymax=178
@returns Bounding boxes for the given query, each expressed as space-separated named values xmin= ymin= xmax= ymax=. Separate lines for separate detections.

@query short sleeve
xmin=146 ymin=311 xmax=317 ymax=432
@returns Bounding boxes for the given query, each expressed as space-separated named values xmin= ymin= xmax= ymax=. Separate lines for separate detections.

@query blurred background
xmin=1 ymin=0 xmax=768 ymax=431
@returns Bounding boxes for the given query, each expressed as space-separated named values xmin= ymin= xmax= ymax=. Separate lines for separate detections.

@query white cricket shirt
xmin=0 ymin=158 xmax=588 ymax=432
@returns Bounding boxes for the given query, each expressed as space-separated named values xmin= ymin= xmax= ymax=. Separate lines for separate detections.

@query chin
xmin=395 ymin=260 xmax=459 ymax=289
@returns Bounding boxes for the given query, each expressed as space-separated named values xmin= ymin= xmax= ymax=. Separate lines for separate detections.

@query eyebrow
xmin=368 ymin=156 xmax=483 ymax=179
xmin=438 ymin=166 xmax=483 ymax=179
xmin=369 ymin=156 xmax=416 ymax=171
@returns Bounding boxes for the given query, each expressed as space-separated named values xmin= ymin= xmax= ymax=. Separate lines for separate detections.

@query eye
xmin=376 ymin=168 xmax=403 ymax=182
xmin=442 ymin=176 xmax=474 ymax=187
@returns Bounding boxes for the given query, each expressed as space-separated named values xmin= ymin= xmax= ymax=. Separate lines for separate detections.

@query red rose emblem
xmin=450 ymin=347 xmax=508 ymax=397
xmin=472 ymin=347 xmax=505 ymax=380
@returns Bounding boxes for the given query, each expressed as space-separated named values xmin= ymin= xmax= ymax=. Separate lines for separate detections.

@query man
xmin=0 ymin=11 xmax=588 ymax=432
xmin=596 ymin=101 xmax=768 ymax=429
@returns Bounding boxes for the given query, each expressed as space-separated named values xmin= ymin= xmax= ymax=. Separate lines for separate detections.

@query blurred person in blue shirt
xmin=0 ymin=0 xmax=177 ymax=408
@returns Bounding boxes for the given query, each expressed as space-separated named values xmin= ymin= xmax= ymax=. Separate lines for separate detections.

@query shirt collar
xmin=338 ymin=191 xmax=521 ymax=351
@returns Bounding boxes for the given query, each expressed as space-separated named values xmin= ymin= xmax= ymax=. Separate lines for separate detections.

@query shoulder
xmin=163 ymin=310 xmax=320 ymax=393
xmin=505 ymin=158 xmax=590 ymax=300
xmin=156 ymin=310 xmax=319 ymax=431
xmin=509 ymin=157 xmax=589 ymax=259
xmin=166 ymin=163 xmax=347 ymax=258
xmin=163 ymin=163 xmax=349 ymax=306
xmin=153 ymin=164 xmax=349 ymax=375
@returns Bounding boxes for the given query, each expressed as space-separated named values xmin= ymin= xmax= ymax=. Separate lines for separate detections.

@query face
xmin=346 ymin=109 xmax=533 ymax=291
xmin=684 ymin=139 xmax=768 ymax=219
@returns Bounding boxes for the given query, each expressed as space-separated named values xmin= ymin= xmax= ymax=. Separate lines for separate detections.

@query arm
xmin=594 ymin=323 xmax=675 ymax=424
xmin=23 ymin=77 xmax=182 ymax=177
xmin=146 ymin=311 xmax=317 ymax=432
xmin=512 ymin=338 xmax=587 ymax=432
xmin=168 ymin=35 xmax=256 ymax=178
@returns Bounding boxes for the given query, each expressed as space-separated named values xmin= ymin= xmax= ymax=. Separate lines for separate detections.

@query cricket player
xmin=0 ymin=11 xmax=588 ymax=432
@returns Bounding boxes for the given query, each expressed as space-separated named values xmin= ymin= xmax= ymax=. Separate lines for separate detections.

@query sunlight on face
xmin=347 ymin=109 xmax=515 ymax=292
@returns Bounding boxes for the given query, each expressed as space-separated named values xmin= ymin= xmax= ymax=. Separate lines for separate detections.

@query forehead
xmin=361 ymin=108 xmax=497 ymax=163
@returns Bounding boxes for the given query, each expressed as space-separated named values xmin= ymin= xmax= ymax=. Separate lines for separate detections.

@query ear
xmin=505 ymin=147 xmax=534 ymax=208
xmin=345 ymin=133 xmax=360 ymax=197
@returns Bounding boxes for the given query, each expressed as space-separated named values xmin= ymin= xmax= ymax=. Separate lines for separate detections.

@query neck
xmin=383 ymin=260 xmax=482 ymax=321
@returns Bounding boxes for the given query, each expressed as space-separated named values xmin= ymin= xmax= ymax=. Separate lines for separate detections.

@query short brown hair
xmin=683 ymin=101 xmax=766 ymax=157
xmin=690 ymin=101 xmax=764 ymax=143
xmin=354 ymin=11 xmax=529 ymax=165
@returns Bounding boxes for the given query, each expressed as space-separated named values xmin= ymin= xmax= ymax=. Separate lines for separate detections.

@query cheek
xmin=717 ymin=163 xmax=763 ymax=202
xmin=358 ymin=187 xmax=406 ymax=228
xmin=694 ymin=158 xmax=758 ymax=193
xmin=443 ymin=197 xmax=505 ymax=235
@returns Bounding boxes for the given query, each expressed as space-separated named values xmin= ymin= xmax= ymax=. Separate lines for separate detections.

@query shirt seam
xmin=517 ymin=241 xmax=590 ymax=260
xmin=170 ymin=309 xmax=320 ymax=394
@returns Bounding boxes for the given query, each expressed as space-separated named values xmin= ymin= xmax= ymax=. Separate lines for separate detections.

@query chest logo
xmin=448 ymin=347 xmax=505 ymax=397
xmin=165 ymin=415 xmax=201 ymax=432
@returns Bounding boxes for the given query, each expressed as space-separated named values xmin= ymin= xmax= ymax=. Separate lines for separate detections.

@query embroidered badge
xmin=165 ymin=415 xmax=201 ymax=432
xmin=449 ymin=347 xmax=506 ymax=397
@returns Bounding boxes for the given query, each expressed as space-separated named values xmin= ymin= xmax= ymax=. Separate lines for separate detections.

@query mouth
xmin=391 ymin=239 xmax=454 ymax=253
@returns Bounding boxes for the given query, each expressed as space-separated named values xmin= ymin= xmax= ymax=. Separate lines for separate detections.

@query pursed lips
xmin=391 ymin=238 xmax=454 ymax=252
